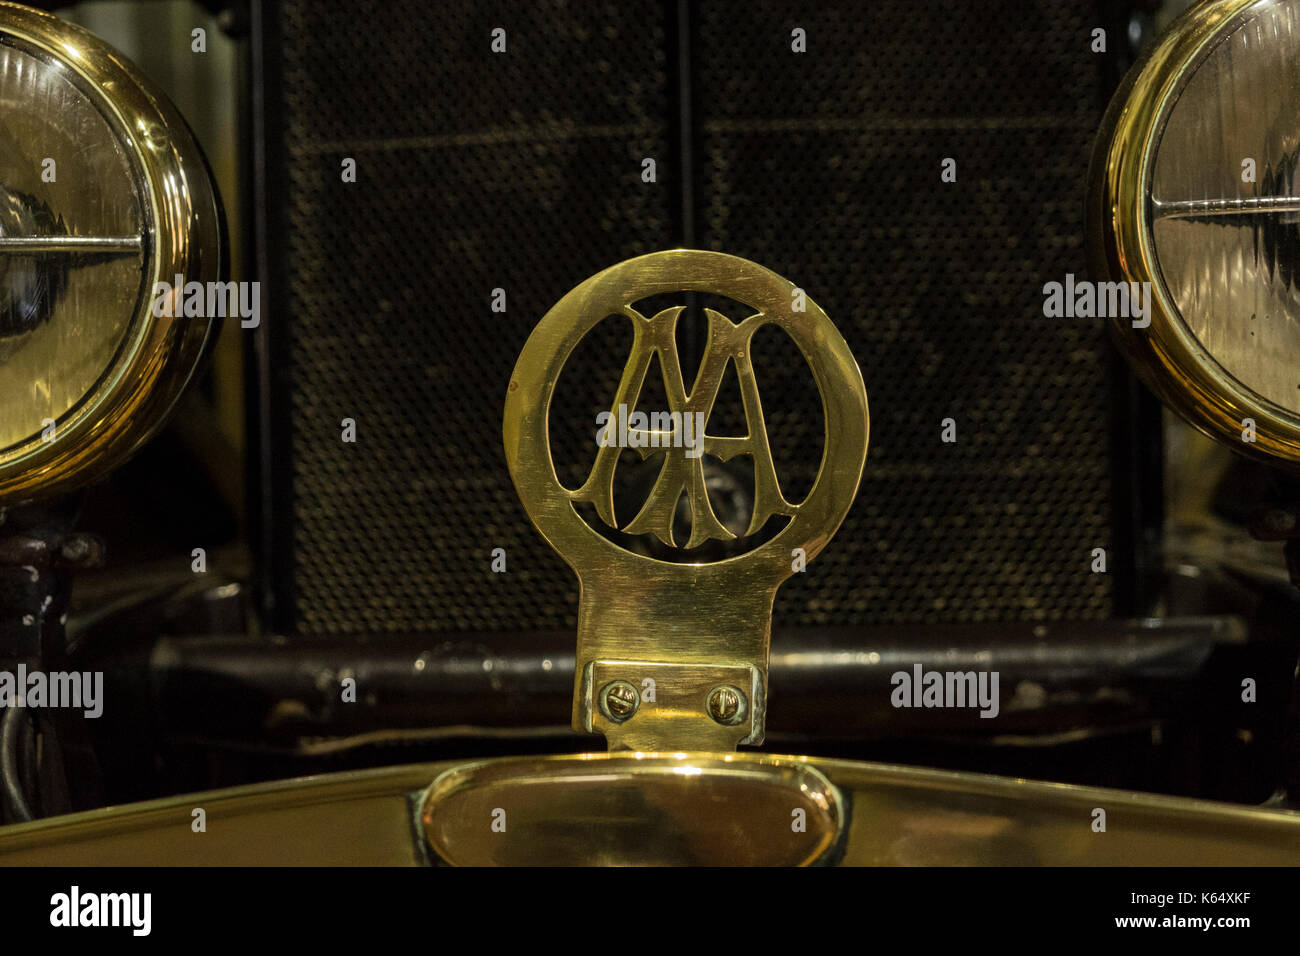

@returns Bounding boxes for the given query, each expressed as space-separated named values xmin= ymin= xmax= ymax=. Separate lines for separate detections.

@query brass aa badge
xmin=503 ymin=250 xmax=868 ymax=751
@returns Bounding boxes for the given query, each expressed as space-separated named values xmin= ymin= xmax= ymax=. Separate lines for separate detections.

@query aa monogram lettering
xmin=574 ymin=303 xmax=796 ymax=549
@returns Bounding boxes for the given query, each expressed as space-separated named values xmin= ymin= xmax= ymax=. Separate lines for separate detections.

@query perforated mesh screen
xmin=263 ymin=0 xmax=1126 ymax=635
xmin=693 ymin=1 xmax=1116 ymax=624
xmin=267 ymin=0 xmax=673 ymax=633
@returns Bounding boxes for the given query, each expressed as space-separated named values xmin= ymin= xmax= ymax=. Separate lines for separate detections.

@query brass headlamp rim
xmin=1091 ymin=0 xmax=1300 ymax=465
xmin=0 ymin=2 xmax=223 ymax=503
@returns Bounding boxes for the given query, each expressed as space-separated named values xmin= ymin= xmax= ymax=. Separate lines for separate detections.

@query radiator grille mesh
xmin=265 ymin=0 xmax=1119 ymax=634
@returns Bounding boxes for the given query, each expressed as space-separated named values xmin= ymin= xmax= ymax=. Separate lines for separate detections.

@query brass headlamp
xmin=1092 ymin=0 xmax=1300 ymax=464
xmin=0 ymin=2 xmax=222 ymax=503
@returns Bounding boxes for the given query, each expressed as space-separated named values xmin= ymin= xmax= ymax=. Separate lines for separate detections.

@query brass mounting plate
xmin=581 ymin=660 xmax=763 ymax=751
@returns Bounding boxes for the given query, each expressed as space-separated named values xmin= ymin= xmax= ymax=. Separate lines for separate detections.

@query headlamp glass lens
xmin=1151 ymin=0 xmax=1300 ymax=414
xmin=0 ymin=39 xmax=145 ymax=452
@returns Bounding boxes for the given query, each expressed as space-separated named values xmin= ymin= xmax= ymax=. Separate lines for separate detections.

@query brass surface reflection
xmin=420 ymin=753 xmax=843 ymax=866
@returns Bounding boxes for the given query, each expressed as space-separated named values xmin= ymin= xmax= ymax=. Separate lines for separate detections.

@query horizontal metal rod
xmin=0 ymin=236 xmax=141 ymax=253
xmin=1153 ymin=196 xmax=1300 ymax=219
xmin=119 ymin=617 xmax=1253 ymax=746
